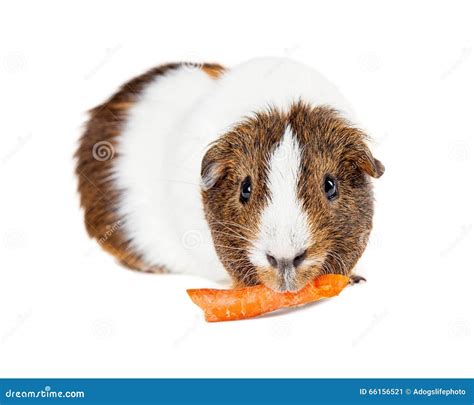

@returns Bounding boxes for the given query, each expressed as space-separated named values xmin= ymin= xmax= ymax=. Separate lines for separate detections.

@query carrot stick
xmin=187 ymin=274 xmax=349 ymax=322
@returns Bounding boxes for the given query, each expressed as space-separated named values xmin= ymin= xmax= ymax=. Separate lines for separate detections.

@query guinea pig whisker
xmin=209 ymin=224 xmax=248 ymax=236
xmin=211 ymin=229 xmax=255 ymax=245
xmin=239 ymin=267 xmax=258 ymax=285
xmin=205 ymin=210 xmax=255 ymax=232
xmin=218 ymin=221 xmax=254 ymax=234
xmin=206 ymin=217 xmax=254 ymax=234
xmin=227 ymin=259 xmax=252 ymax=265
xmin=230 ymin=261 xmax=254 ymax=270
xmin=334 ymin=252 xmax=349 ymax=274
xmin=208 ymin=222 xmax=254 ymax=238
xmin=321 ymin=262 xmax=329 ymax=275
xmin=212 ymin=244 xmax=249 ymax=253
xmin=206 ymin=220 xmax=247 ymax=239
xmin=324 ymin=251 xmax=348 ymax=275
xmin=212 ymin=233 xmax=254 ymax=248
xmin=325 ymin=252 xmax=341 ymax=274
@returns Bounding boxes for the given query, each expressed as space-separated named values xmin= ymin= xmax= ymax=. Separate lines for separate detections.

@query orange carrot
xmin=187 ymin=274 xmax=349 ymax=322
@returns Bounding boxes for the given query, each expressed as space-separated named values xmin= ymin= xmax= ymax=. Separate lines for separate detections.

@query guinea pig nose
xmin=266 ymin=250 xmax=307 ymax=270
xmin=292 ymin=250 xmax=307 ymax=268
xmin=266 ymin=253 xmax=278 ymax=268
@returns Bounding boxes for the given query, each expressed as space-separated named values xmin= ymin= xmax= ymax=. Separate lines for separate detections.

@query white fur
xmin=248 ymin=127 xmax=311 ymax=269
xmin=113 ymin=58 xmax=352 ymax=280
xmin=114 ymin=66 xmax=224 ymax=280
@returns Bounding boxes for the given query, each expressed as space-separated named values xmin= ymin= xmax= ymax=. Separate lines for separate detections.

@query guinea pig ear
xmin=350 ymin=146 xmax=385 ymax=178
xmin=200 ymin=146 xmax=226 ymax=191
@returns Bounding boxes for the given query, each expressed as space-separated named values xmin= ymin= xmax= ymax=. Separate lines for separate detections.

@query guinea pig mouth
xmin=260 ymin=270 xmax=305 ymax=293
xmin=258 ymin=259 xmax=326 ymax=292
xmin=276 ymin=281 xmax=301 ymax=293
xmin=278 ymin=273 xmax=300 ymax=292
xmin=253 ymin=255 xmax=326 ymax=292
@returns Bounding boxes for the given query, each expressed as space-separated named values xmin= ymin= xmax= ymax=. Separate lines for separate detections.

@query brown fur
xmin=75 ymin=62 xmax=225 ymax=272
xmin=201 ymin=102 xmax=384 ymax=290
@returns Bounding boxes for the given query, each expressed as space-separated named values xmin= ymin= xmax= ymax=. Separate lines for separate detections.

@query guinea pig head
xmin=201 ymin=102 xmax=384 ymax=291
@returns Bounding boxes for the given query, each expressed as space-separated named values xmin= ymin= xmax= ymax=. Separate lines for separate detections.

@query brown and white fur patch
xmin=75 ymin=58 xmax=383 ymax=289
xmin=75 ymin=63 xmax=225 ymax=273
xmin=201 ymin=103 xmax=383 ymax=291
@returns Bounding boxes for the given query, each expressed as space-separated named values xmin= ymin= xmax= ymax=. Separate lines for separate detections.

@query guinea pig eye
xmin=239 ymin=176 xmax=252 ymax=204
xmin=324 ymin=175 xmax=338 ymax=201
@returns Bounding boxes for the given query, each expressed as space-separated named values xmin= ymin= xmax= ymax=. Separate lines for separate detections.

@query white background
xmin=0 ymin=0 xmax=473 ymax=377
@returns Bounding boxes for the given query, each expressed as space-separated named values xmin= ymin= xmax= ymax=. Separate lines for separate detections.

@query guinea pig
xmin=75 ymin=58 xmax=384 ymax=292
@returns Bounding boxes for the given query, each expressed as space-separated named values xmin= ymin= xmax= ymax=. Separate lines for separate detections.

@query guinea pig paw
xmin=349 ymin=274 xmax=367 ymax=285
